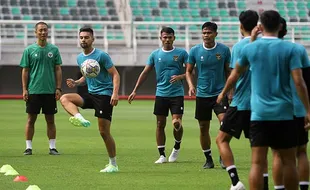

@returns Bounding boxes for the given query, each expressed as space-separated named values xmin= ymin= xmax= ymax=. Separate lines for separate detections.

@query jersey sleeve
xmin=54 ymin=48 xmax=62 ymax=65
xmin=188 ymin=47 xmax=196 ymax=65
xmin=146 ymin=51 xmax=155 ymax=66
xmin=101 ymin=52 xmax=114 ymax=70
xmin=20 ymin=48 xmax=29 ymax=68
xmin=230 ymin=45 xmax=237 ymax=69
xmin=289 ymin=46 xmax=303 ymax=70
xmin=238 ymin=46 xmax=250 ymax=67
xmin=301 ymin=47 xmax=310 ymax=68
xmin=183 ymin=50 xmax=189 ymax=66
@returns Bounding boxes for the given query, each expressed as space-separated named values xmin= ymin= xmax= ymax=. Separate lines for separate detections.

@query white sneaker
xmin=168 ymin=148 xmax=180 ymax=162
xmin=230 ymin=181 xmax=246 ymax=190
xmin=154 ymin=155 xmax=167 ymax=164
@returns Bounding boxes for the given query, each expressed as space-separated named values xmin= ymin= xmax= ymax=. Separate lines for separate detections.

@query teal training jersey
xmin=291 ymin=43 xmax=310 ymax=117
xmin=20 ymin=43 xmax=62 ymax=94
xmin=230 ymin=37 xmax=251 ymax=110
xmin=238 ymin=37 xmax=302 ymax=121
xmin=77 ymin=48 xmax=113 ymax=96
xmin=188 ymin=43 xmax=231 ymax=97
xmin=147 ymin=47 xmax=188 ymax=97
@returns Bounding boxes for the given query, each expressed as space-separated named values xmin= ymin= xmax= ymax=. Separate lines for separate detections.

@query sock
xmin=174 ymin=140 xmax=181 ymax=150
xmin=26 ymin=140 xmax=32 ymax=149
xmin=49 ymin=139 xmax=56 ymax=149
xmin=263 ymin=173 xmax=269 ymax=190
xmin=158 ymin=145 xmax=166 ymax=157
xmin=74 ymin=113 xmax=85 ymax=120
xmin=203 ymin=149 xmax=212 ymax=161
xmin=109 ymin=157 xmax=117 ymax=166
xmin=274 ymin=185 xmax=285 ymax=190
xmin=300 ymin=181 xmax=309 ymax=190
xmin=226 ymin=165 xmax=240 ymax=186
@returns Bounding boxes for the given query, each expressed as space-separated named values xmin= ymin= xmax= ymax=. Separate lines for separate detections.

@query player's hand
xmin=170 ymin=75 xmax=181 ymax=83
xmin=227 ymin=92 xmax=233 ymax=104
xmin=251 ymin=26 xmax=261 ymax=42
xmin=188 ymin=86 xmax=196 ymax=97
xmin=110 ymin=93 xmax=119 ymax=106
xmin=66 ymin=78 xmax=76 ymax=88
xmin=217 ymin=92 xmax=224 ymax=104
xmin=55 ymin=89 xmax=62 ymax=101
xmin=22 ymin=89 xmax=28 ymax=102
xmin=304 ymin=112 xmax=310 ymax=131
xmin=128 ymin=92 xmax=136 ymax=104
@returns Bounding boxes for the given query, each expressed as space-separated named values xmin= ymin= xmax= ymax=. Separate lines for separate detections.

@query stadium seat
xmin=68 ymin=0 xmax=77 ymax=7
xmin=169 ymin=1 xmax=178 ymax=9
xmin=11 ymin=7 xmax=21 ymax=15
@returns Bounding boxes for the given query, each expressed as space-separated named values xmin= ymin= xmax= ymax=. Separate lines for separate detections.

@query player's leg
xmin=60 ymin=93 xmax=90 ymax=127
xmin=297 ymin=144 xmax=309 ymax=190
xmin=24 ymin=94 xmax=40 ymax=155
xmin=195 ymin=97 xmax=214 ymax=168
xmin=153 ymin=97 xmax=169 ymax=164
xmin=249 ymin=146 xmax=269 ymax=190
xmin=272 ymin=150 xmax=285 ymax=190
xmin=42 ymin=94 xmax=59 ymax=155
xmin=214 ymin=95 xmax=229 ymax=169
xmin=168 ymin=96 xmax=184 ymax=162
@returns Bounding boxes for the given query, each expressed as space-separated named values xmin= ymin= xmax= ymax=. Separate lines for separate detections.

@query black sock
xmin=263 ymin=174 xmax=269 ymax=190
xmin=158 ymin=146 xmax=165 ymax=157
xmin=300 ymin=182 xmax=309 ymax=190
xmin=203 ymin=149 xmax=212 ymax=161
xmin=174 ymin=140 xmax=181 ymax=150
xmin=227 ymin=165 xmax=239 ymax=186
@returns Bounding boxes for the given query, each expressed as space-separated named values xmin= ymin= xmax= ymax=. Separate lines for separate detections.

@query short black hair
xmin=160 ymin=27 xmax=174 ymax=35
xmin=260 ymin=10 xmax=281 ymax=33
xmin=35 ymin=21 xmax=48 ymax=30
xmin=278 ymin=17 xmax=287 ymax=39
xmin=201 ymin=22 xmax=217 ymax=32
xmin=239 ymin=10 xmax=259 ymax=32
xmin=79 ymin=27 xmax=94 ymax=36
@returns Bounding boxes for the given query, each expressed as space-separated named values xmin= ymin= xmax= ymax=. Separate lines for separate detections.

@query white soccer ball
xmin=81 ymin=59 xmax=100 ymax=78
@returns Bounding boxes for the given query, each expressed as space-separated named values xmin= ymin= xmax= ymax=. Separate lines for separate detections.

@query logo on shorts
xmin=48 ymin=52 xmax=53 ymax=58
xmin=181 ymin=107 xmax=183 ymax=110
xmin=216 ymin=53 xmax=221 ymax=60
xmin=173 ymin=56 xmax=179 ymax=61
xmin=100 ymin=110 xmax=103 ymax=114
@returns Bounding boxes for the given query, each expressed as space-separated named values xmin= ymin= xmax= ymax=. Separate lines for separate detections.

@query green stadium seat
xmin=140 ymin=1 xmax=148 ymax=8
xmin=208 ymin=2 xmax=217 ymax=9
xmin=153 ymin=16 xmax=162 ymax=21
xmin=115 ymin=33 xmax=124 ymax=40
xmin=189 ymin=2 xmax=199 ymax=9
xmin=133 ymin=9 xmax=142 ymax=16
xmin=169 ymin=1 xmax=178 ymax=9
xmin=150 ymin=1 xmax=157 ymax=8
xmin=189 ymin=25 xmax=200 ymax=31
xmin=219 ymin=9 xmax=229 ymax=17
xmin=171 ymin=9 xmax=181 ymax=17
xmin=148 ymin=25 xmax=157 ymax=31
xmin=137 ymin=25 xmax=147 ymax=30
xmin=130 ymin=0 xmax=138 ymax=8
xmin=278 ymin=9 xmax=287 ymax=17
xmin=298 ymin=10 xmax=307 ymax=18
xmin=192 ymin=17 xmax=201 ymax=22
xmin=144 ymin=16 xmax=152 ymax=21
xmin=163 ymin=17 xmax=172 ymax=21
xmin=229 ymin=17 xmax=239 ymax=22
xmin=16 ymin=32 xmax=24 ymax=39
xmin=11 ymin=7 xmax=20 ymax=15
xmin=199 ymin=1 xmax=208 ymax=9
xmin=60 ymin=7 xmax=69 ymax=15
xmin=173 ymin=17 xmax=182 ymax=22
xmin=288 ymin=10 xmax=297 ymax=17
xmin=142 ymin=9 xmax=151 ymax=16
xmin=99 ymin=8 xmax=107 ymax=16
xmin=296 ymin=2 xmax=306 ymax=9
xmin=183 ymin=17 xmax=191 ymax=22
xmin=23 ymin=15 xmax=32 ymax=20
xmin=191 ymin=9 xmax=200 ymax=17
xmin=161 ymin=9 xmax=170 ymax=17
xmin=181 ymin=9 xmax=190 ymax=17
xmin=210 ymin=10 xmax=220 ymax=17
xmin=276 ymin=2 xmax=285 ymax=9
xmin=68 ymin=0 xmax=77 ymax=7
xmin=237 ymin=1 xmax=246 ymax=9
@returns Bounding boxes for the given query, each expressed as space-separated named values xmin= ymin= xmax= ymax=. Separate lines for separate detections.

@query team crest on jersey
xmin=173 ymin=56 xmax=179 ymax=61
xmin=216 ymin=53 xmax=221 ymax=60
xmin=48 ymin=52 xmax=53 ymax=58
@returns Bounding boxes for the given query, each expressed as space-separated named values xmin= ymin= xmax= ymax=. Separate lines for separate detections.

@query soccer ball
xmin=81 ymin=59 xmax=100 ymax=78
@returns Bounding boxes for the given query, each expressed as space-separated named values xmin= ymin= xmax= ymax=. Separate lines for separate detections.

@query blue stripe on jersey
xmin=77 ymin=48 xmax=114 ymax=96
xmin=147 ymin=47 xmax=188 ymax=97
xmin=188 ymin=43 xmax=231 ymax=97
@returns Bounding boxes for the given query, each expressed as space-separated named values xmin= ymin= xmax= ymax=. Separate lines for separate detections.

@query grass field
xmin=0 ymin=100 xmax=296 ymax=190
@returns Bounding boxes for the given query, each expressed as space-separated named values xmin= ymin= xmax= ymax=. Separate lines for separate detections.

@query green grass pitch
xmin=0 ymin=100 xmax=298 ymax=189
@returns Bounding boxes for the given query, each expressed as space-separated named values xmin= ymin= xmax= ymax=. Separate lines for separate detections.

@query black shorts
xmin=80 ymin=93 xmax=113 ymax=121
xmin=153 ymin=96 xmax=184 ymax=116
xmin=220 ymin=107 xmax=251 ymax=139
xmin=195 ymin=96 xmax=229 ymax=121
xmin=26 ymin=94 xmax=57 ymax=114
xmin=250 ymin=120 xmax=298 ymax=149
xmin=295 ymin=116 xmax=309 ymax=146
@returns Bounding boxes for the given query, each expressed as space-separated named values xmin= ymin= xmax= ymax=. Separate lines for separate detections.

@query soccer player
xmin=215 ymin=10 xmax=258 ymax=190
xmin=217 ymin=10 xmax=310 ymax=189
xmin=128 ymin=27 xmax=188 ymax=164
xmin=20 ymin=21 xmax=62 ymax=156
xmin=186 ymin=22 xmax=231 ymax=169
xmin=60 ymin=27 xmax=120 ymax=173
xmin=271 ymin=17 xmax=310 ymax=190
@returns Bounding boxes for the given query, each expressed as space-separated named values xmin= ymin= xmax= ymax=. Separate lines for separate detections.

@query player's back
xmin=240 ymin=37 xmax=301 ymax=120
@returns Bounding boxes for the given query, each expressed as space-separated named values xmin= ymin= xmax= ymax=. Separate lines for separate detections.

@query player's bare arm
xmin=66 ymin=76 xmax=86 ymax=88
xmin=291 ymin=68 xmax=310 ymax=129
xmin=128 ymin=65 xmax=153 ymax=104
xmin=217 ymin=63 xmax=246 ymax=104
xmin=224 ymin=62 xmax=234 ymax=101
xmin=185 ymin=63 xmax=195 ymax=97
xmin=21 ymin=68 xmax=29 ymax=101
xmin=107 ymin=66 xmax=120 ymax=106
xmin=170 ymin=74 xmax=185 ymax=83
xmin=55 ymin=65 xmax=62 ymax=100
